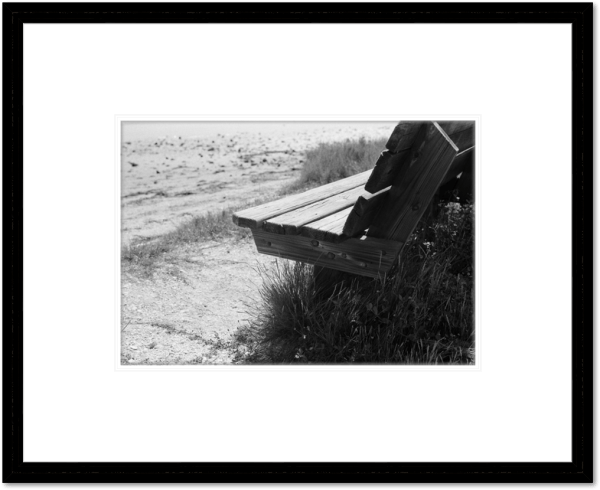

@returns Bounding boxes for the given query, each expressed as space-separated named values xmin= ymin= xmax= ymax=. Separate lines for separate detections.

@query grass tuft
xmin=288 ymin=137 xmax=387 ymax=191
xmin=122 ymin=206 xmax=252 ymax=275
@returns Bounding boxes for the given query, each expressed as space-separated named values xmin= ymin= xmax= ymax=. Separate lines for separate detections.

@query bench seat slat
xmin=232 ymin=169 xmax=371 ymax=229
xmin=264 ymin=185 xmax=366 ymax=235
xmin=274 ymin=183 xmax=392 ymax=243
xmin=299 ymin=207 xmax=352 ymax=243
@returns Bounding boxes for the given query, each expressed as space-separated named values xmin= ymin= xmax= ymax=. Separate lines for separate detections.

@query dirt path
xmin=121 ymin=235 xmax=274 ymax=364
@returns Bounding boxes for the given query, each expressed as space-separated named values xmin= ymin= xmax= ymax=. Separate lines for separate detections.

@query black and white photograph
xmin=120 ymin=120 xmax=475 ymax=365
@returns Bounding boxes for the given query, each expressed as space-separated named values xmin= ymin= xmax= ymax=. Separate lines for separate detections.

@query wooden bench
xmin=232 ymin=121 xmax=474 ymax=280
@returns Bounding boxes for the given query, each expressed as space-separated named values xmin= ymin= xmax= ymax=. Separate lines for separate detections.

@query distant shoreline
xmin=122 ymin=121 xmax=392 ymax=142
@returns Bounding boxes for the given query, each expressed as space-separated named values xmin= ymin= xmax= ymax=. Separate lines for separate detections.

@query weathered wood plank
xmin=342 ymin=185 xmax=391 ymax=238
xmin=232 ymin=169 xmax=371 ymax=229
xmin=385 ymin=122 xmax=424 ymax=152
xmin=263 ymin=185 xmax=365 ymax=235
xmin=299 ymin=207 xmax=351 ymax=243
xmin=364 ymin=149 xmax=410 ymax=193
xmin=296 ymin=184 xmax=392 ymax=243
xmin=437 ymin=121 xmax=475 ymax=152
xmin=367 ymin=122 xmax=458 ymax=243
xmin=252 ymin=229 xmax=403 ymax=278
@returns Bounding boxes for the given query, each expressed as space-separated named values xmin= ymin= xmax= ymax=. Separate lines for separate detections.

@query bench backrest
xmin=342 ymin=121 xmax=474 ymax=245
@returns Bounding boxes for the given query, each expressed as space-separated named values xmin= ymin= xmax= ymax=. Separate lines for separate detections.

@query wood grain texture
xmin=232 ymin=169 xmax=371 ymax=229
xmin=364 ymin=149 xmax=410 ymax=194
xmin=437 ymin=121 xmax=475 ymax=152
xmin=252 ymin=229 xmax=403 ymax=278
xmin=263 ymin=185 xmax=365 ymax=235
xmin=366 ymin=121 xmax=472 ymax=194
xmin=299 ymin=207 xmax=351 ymax=243
xmin=367 ymin=122 xmax=458 ymax=242
xmin=385 ymin=122 xmax=424 ymax=152
xmin=342 ymin=186 xmax=391 ymax=238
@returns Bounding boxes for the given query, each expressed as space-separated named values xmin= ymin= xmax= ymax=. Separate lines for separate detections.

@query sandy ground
xmin=121 ymin=237 xmax=275 ymax=364
xmin=120 ymin=123 xmax=392 ymax=365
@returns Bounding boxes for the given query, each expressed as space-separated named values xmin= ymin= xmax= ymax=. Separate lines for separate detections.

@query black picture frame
xmin=5 ymin=5 xmax=600 ymax=489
